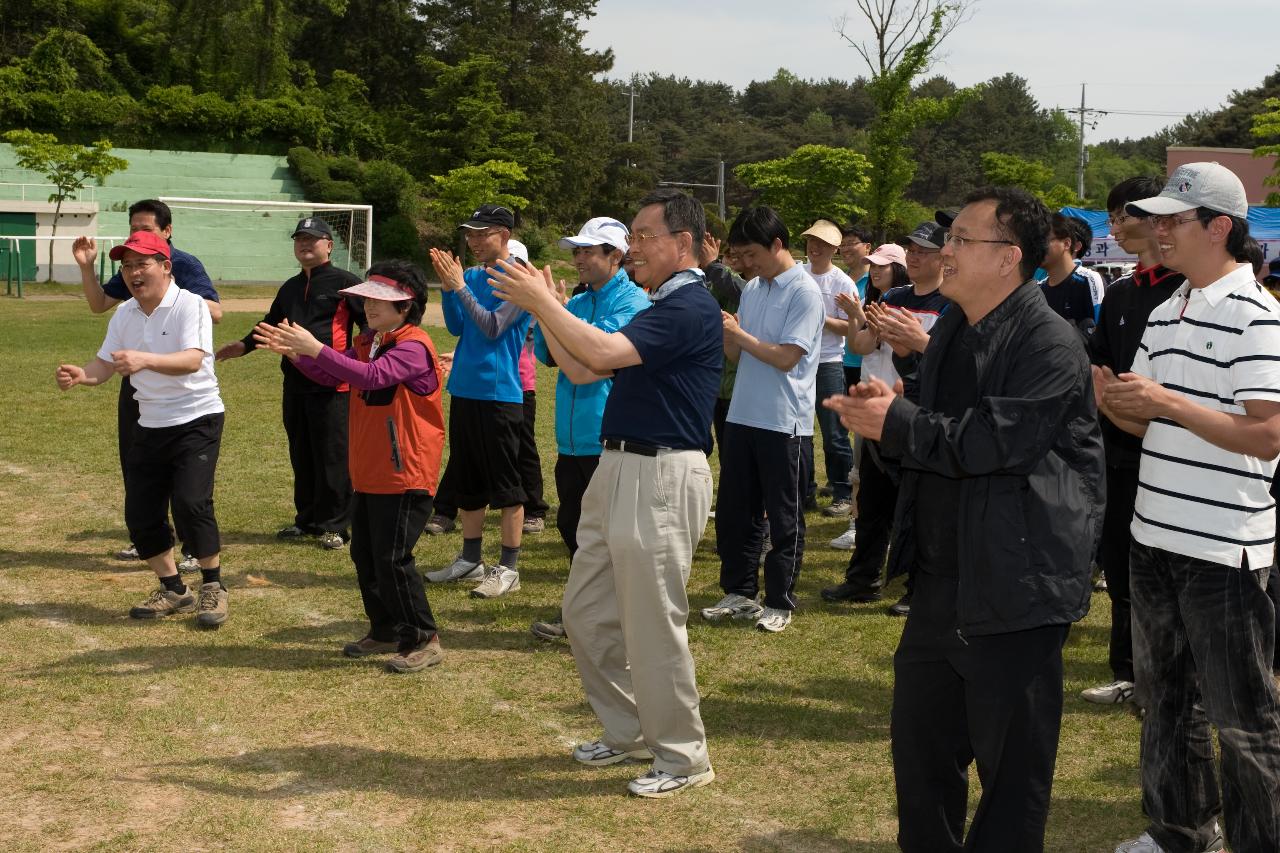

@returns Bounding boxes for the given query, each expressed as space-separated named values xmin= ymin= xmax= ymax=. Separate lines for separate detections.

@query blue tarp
xmin=1062 ymin=206 xmax=1280 ymax=239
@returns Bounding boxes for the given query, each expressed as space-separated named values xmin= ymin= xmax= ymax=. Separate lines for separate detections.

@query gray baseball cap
xmin=1126 ymin=162 xmax=1248 ymax=219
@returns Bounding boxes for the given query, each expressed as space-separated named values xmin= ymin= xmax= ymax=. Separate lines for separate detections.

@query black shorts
xmin=440 ymin=397 xmax=526 ymax=511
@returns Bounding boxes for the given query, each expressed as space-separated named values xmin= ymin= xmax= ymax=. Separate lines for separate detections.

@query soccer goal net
xmin=158 ymin=197 xmax=373 ymax=283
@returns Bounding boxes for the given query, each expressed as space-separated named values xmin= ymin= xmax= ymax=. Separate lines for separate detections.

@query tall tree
xmin=1251 ymin=95 xmax=1280 ymax=205
xmin=735 ymin=145 xmax=872 ymax=238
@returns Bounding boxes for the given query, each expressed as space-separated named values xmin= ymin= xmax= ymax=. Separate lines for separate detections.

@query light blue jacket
xmin=533 ymin=270 xmax=650 ymax=455
xmin=441 ymin=264 xmax=530 ymax=403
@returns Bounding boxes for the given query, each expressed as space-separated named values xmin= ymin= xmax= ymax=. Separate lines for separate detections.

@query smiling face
xmin=363 ymin=296 xmax=410 ymax=333
xmin=806 ymin=236 xmax=837 ymax=270
xmin=120 ymin=248 xmax=172 ymax=310
xmin=839 ymin=234 xmax=869 ymax=267
xmin=867 ymin=261 xmax=897 ymax=289
xmin=462 ymin=226 xmax=509 ymax=266
xmin=905 ymin=243 xmax=943 ymax=285
xmin=628 ymin=203 xmax=685 ymax=289
xmin=572 ymin=244 xmax=621 ymax=288
xmin=938 ymin=199 xmax=1021 ymax=317
xmin=293 ymin=233 xmax=333 ymax=269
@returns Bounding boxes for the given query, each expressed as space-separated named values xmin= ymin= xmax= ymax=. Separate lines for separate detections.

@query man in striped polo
xmin=1100 ymin=162 xmax=1280 ymax=853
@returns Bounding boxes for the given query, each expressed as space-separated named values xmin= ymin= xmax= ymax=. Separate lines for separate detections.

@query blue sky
xmin=581 ymin=0 xmax=1279 ymax=143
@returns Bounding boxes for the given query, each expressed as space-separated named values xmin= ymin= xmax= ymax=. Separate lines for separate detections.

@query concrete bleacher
xmin=0 ymin=146 xmax=361 ymax=283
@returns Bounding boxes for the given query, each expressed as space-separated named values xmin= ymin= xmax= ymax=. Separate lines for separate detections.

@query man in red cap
xmin=56 ymin=231 xmax=229 ymax=627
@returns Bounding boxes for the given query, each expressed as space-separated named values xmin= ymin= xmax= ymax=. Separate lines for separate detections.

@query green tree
xmin=3 ymin=129 xmax=128 ymax=281
xmin=425 ymin=160 xmax=530 ymax=256
xmin=980 ymin=151 xmax=1079 ymax=207
xmin=1252 ymin=95 xmax=1280 ymax=205
xmin=735 ymin=144 xmax=872 ymax=238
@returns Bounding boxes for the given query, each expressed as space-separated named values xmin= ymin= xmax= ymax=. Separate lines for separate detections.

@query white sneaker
xmin=425 ymin=555 xmax=485 ymax=583
xmin=755 ymin=606 xmax=792 ymax=633
xmin=470 ymin=565 xmax=520 ymax=599
xmin=1114 ymin=826 xmax=1224 ymax=853
xmin=572 ymin=739 xmax=653 ymax=766
xmin=1082 ymin=679 xmax=1135 ymax=705
xmin=829 ymin=519 xmax=857 ymax=550
xmin=627 ymin=765 xmax=715 ymax=798
xmin=700 ymin=593 xmax=763 ymax=622
xmin=177 ymin=554 xmax=201 ymax=573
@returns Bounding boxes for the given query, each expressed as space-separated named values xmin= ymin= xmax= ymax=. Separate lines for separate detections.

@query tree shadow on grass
xmin=677 ymin=830 xmax=900 ymax=852
xmin=143 ymin=744 xmax=608 ymax=801
xmin=701 ymin=675 xmax=892 ymax=743
xmin=0 ymin=598 xmax=128 ymax=627
xmin=0 ymin=547 xmax=126 ymax=574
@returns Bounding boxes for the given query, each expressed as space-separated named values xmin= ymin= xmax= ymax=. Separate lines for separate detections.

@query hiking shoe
xmin=1114 ymin=825 xmax=1224 ymax=853
xmin=829 ymin=522 xmax=857 ymax=550
xmin=823 ymin=498 xmax=853 ymax=518
xmin=343 ymin=635 xmax=399 ymax=658
xmin=470 ymin=565 xmax=520 ymax=599
xmin=531 ymin=615 xmax=566 ymax=641
xmin=887 ymin=594 xmax=912 ymax=617
xmin=700 ymin=593 xmax=763 ymax=622
xmin=129 ymin=586 xmax=195 ymax=619
xmin=1082 ymin=679 xmax=1135 ymax=705
xmin=276 ymin=525 xmax=308 ymax=539
xmin=425 ymin=555 xmax=485 ymax=583
xmin=755 ymin=607 xmax=792 ymax=633
xmin=319 ymin=531 xmax=345 ymax=550
xmin=195 ymin=582 xmax=228 ymax=628
xmin=177 ymin=554 xmax=201 ymax=574
xmin=387 ymin=636 xmax=443 ymax=672
xmin=522 ymin=516 xmax=546 ymax=534
xmin=573 ymin=739 xmax=654 ymax=767
xmin=627 ymin=766 xmax=715 ymax=799
xmin=820 ymin=582 xmax=881 ymax=603
xmin=116 ymin=544 xmax=141 ymax=561
xmin=423 ymin=514 xmax=456 ymax=535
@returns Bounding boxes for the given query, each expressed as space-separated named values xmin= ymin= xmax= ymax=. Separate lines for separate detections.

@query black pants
xmin=119 ymin=377 xmax=184 ymax=549
xmin=519 ymin=390 xmax=548 ymax=519
xmin=892 ymin=571 xmax=1069 ymax=853
xmin=350 ymin=491 xmax=438 ymax=650
xmin=1100 ymin=463 xmax=1139 ymax=682
xmin=843 ymin=440 xmax=898 ymax=591
xmin=715 ymin=423 xmax=809 ymax=610
xmin=125 ymin=413 xmax=224 ymax=561
xmin=554 ymin=453 xmax=599 ymax=564
xmin=283 ymin=390 xmax=352 ymax=535
xmin=711 ymin=396 xmax=732 ymax=462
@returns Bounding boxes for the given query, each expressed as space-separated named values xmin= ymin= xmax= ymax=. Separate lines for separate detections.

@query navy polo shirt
xmin=600 ymin=273 xmax=722 ymax=452
xmin=104 ymin=243 xmax=218 ymax=302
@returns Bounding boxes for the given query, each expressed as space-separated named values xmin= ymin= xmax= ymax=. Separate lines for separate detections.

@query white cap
xmin=507 ymin=239 xmax=530 ymax=265
xmin=559 ymin=216 xmax=630 ymax=254
xmin=1126 ymin=162 xmax=1249 ymax=219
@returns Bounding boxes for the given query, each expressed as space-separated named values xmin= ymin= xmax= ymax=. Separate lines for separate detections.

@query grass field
xmin=0 ymin=296 xmax=1146 ymax=852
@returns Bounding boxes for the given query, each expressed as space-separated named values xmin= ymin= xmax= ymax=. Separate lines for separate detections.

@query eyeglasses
xmin=1146 ymin=213 xmax=1199 ymax=231
xmin=463 ymin=228 xmax=498 ymax=239
xmin=1107 ymin=212 xmax=1134 ymax=227
xmin=631 ymin=230 xmax=687 ymax=244
xmin=905 ymin=246 xmax=940 ymax=256
xmin=121 ymin=260 xmax=161 ymax=272
xmin=943 ymin=233 xmax=1013 ymax=249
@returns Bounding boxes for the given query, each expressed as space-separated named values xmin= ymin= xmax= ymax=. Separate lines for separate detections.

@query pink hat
xmin=339 ymin=274 xmax=415 ymax=302
xmin=865 ymin=243 xmax=906 ymax=267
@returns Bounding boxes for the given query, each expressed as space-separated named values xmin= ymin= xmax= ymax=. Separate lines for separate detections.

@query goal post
xmin=158 ymin=197 xmax=373 ymax=283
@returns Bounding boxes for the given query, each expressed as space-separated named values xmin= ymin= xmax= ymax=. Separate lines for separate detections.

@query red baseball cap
xmin=109 ymin=230 xmax=171 ymax=261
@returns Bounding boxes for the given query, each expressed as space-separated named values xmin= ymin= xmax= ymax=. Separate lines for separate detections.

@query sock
xmin=500 ymin=545 xmax=521 ymax=572
xmin=201 ymin=566 xmax=223 ymax=589
xmin=160 ymin=574 xmax=186 ymax=594
xmin=462 ymin=537 xmax=482 ymax=564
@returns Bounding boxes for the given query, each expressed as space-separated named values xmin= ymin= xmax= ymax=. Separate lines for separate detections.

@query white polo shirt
xmin=98 ymin=280 xmax=224 ymax=429
xmin=804 ymin=262 xmax=856 ymax=363
xmin=1129 ymin=263 xmax=1280 ymax=568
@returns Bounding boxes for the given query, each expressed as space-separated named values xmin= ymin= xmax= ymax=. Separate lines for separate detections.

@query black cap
xmin=291 ymin=217 xmax=333 ymax=239
xmin=907 ymin=221 xmax=947 ymax=249
xmin=459 ymin=203 xmax=515 ymax=231
xmin=934 ymin=209 xmax=958 ymax=228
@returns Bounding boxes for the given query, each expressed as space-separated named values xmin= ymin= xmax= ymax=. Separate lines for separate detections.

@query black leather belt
xmin=602 ymin=438 xmax=669 ymax=457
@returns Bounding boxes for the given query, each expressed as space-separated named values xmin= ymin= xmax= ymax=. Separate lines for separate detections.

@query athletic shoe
xmin=129 ymin=586 xmax=195 ymax=619
xmin=276 ymin=525 xmax=308 ymax=539
xmin=423 ymin=514 xmax=456 ymax=535
xmin=1081 ymin=680 xmax=1135 ymax=705
xmin=319 ymin=531 xmax=345 ymax=550
xmin=699 ymin=593 xmax=763 ymax=622
xmin=755 ymin=607 xmax=792 ymax=633
xmin=627 ymin=766 xmax=715 ymax=799
xmin=829 ymin=520 xmax=857 ymax=550
xmin=820 ymin=581 xmax=881 ymax=603
xmin=823 ymin=498 xmax=853 ymax=518
xmin=343 ymin=636 xmax=399 ymax=658
xmin=1114 ymin=824 xmax=1224 ymax=853
xmin=386 ymin=636 xmax=444 ymax=672
xmin=195 ymin=582 xmax=228 ymax=628
xmin=425 ymin=555 xmax=485 ymax=583
xmin=887 ymin=594 xmax=912 ymax=617
xmin=522 ymin=516 xmax=546 ymax=534
xmin=572 ymin=739 xmax=654 ymax=766
xmin=177 ymin=554 xmax=201 ymax=574
xmin=116 ymin=544 xmax=140 ymax=561
xmin=470 ymin=565 xmax=520 ymax=599
xmin=530 ymin=615 xmax=566 ymax=641
xmin=1094 ymin=575 xmax=1109 ymax=592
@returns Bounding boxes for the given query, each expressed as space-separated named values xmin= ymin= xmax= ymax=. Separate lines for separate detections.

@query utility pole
xmin=1063 ymin=83 xmax=1103 ymax=201
xmin=624 ymin=74 xmax=640 ymax=168
xmin=717 ymin=160 xmax=726 ymax=223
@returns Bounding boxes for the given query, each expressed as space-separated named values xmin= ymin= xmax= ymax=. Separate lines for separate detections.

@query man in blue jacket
xmin=426 ymin=204 xmax=532 ymax=599
xmin=529 ymin=217 xmax=650 ymax=640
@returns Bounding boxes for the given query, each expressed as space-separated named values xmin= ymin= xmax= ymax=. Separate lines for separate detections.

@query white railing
xmin=0 ymin=235 xmax=127 ymax=298
xmin=0 ymin=182 xmax=98 ymax=203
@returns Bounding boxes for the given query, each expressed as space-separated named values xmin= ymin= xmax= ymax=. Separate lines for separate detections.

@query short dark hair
xmin=128 ymin=199 xmax=173 ymax=230
xmin=1106 ymin=177 xmax=1164 ymax=214
xmin=1194 ymin=207 xmax=1251 ymax=261
xmin=1065 ymin=215 xmax=1094 ymax=260
xmin=365 ymin=259 xmax=428 ymax=326
xmin=1240 ymin=235 xmax=1265 ymax=274
xmin=637 ymin=188 xmax=704 ymax=249
xmin=962 ymin=186 xmax=1051 ymax=280
xmin=727 ymin=206 xmax=790 ymax=250
xmin=841 ymin=223 xmax=875 ymax=244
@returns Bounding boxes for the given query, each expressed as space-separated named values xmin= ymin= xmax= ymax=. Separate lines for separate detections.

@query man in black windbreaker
xmin=825 ymin=187 xmax=1105 ymax=853
xmin=217 ymin=218 xmax=362 ymax=550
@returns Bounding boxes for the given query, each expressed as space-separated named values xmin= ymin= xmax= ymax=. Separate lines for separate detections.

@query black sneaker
xmin=887 ymin=594 xmax=912 ymax=617
xmin=820 ymin=582 xmax=882 ymax=603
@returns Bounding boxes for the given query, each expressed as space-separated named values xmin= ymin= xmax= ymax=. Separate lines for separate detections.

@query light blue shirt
xmin=726 ymin=263 xmax=825 ymax=436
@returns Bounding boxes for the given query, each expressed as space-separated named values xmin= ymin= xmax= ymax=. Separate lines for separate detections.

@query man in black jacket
xmin=217 ymin=218 xmax=362 ymax=549
xmin=826 ymin=187 xmax=1105 ymax=853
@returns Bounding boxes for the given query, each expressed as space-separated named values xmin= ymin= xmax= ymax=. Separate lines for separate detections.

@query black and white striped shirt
xmin=1130 ymin=264 xmax=1280 ymax=568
